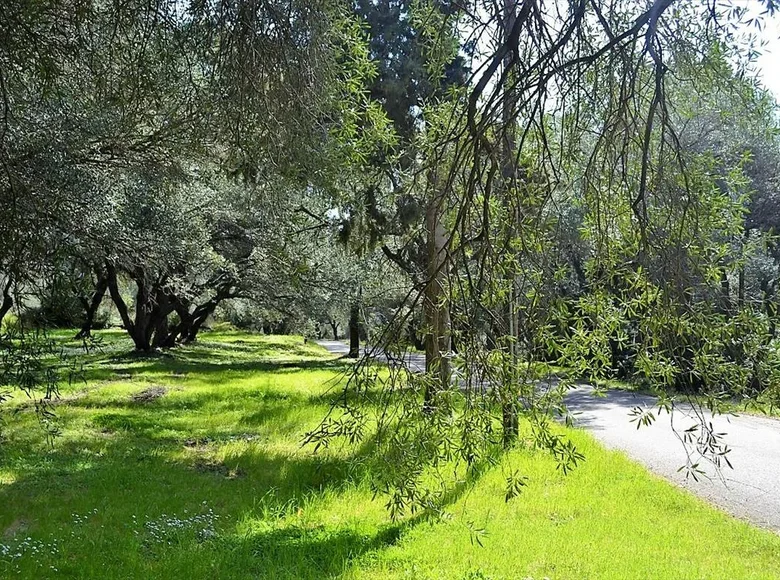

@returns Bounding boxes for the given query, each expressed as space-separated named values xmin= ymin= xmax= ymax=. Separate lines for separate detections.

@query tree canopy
xmin=2 ymin=0 xmax=780 ymax=516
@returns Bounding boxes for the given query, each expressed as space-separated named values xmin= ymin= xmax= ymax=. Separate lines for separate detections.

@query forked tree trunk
xmin=105 ymin=262 xmax=173 ymax=351
xmin=329 ymin=319 xmax=339 ymax=340
xmin=169 ymin=292 xmax=225 ymax=345
xmin=185 ymin=301 xmax=219 ymax=343
xmin=75 ymin=270 xmax=108 ymax=339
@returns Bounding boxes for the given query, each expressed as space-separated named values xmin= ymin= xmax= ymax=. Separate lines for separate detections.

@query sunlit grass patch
xmin=0 ymin=330 xmax=778 ymax=579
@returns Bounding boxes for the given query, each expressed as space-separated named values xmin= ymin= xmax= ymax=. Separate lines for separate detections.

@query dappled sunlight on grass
xmin=0 ymin=330 xmax=779 ymax=579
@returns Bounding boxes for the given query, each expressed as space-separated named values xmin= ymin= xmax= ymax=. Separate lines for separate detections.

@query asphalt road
xmin=566 ymin=386 xmax=780 ymax=531
xmin=316 ymin=340 xmax=780 ymax=531
xmin=315 ymin=340 xmax=426 ymax=371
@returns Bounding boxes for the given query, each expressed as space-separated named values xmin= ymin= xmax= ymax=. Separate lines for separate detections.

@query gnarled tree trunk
xmin=75 ymin=269 xmax=108 ymax=339
xmin=105 ymin=262 xmax=175 ymax=351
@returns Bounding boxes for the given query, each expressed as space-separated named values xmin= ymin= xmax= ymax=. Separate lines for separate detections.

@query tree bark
xmin=499 ymin=0 xmax=519 ymax=446
xmin=133 ymin=270 xmax=154 ymax=350
xmin=75 ymin=270 xmax=108 ymax=339
xmin=348 ymin=300 xmax=360 ymax=358
xmin=185 ymin=301 xmax=219 ymax=343
xmin=422 ymin=170 xmax=451 ymax=410
xmin=329 ymin=319 xmax=339 ymax=340
xmin=168 ymin=296 xmax=193 ymax=345
xmin=761 ymin=277 xmax=777 ymax=341
xmin=105 ymin=262 xmax=172 ymax=351
xmin=151 ymin=314 xmax=169 ymax=349
xmin=106 ymin=262 xmax=143 ymax=348
xmin=0 ymin=276 xmax=13 ymax=328
xmin=150 ymin=290 xmax=174 ymax=349
xmin=168 ymin=291 xmax=225 ymax=345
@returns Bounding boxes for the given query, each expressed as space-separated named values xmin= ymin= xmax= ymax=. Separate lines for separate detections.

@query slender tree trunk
xmin=762 ymin=277 xmax=777 ymax=340
xmin=720 ymin=268 xmax=731 ymax=315
xmin=422 ymin=169 xmax=451 ymax=410
xmin=329 ymin=319 xmax=339 ymax=340
xmin=500 ymin=0 xmax=519 ymax=446
xmin=75 ymin=271 xmax=108 ymax=339
xmin=738 ymin=229 xmax=749 ymax=307
xmin=738 ymin=266 xmax=745 ymax=307
xmin=348 ymin=300 xmax=360 ymax=358
xmin=570 ymin=251 xmax=587 ymax=294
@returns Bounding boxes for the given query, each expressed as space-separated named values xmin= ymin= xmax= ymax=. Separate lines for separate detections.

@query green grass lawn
xmin=1 ymin=330 xmax=779 ymax=579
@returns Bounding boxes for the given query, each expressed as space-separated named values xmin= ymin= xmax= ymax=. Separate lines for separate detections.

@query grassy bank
xmin=0 ymin=331 xmax=778 ymax=579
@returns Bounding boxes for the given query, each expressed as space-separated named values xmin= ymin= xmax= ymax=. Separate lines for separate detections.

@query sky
xmin=464 ymin=1 xmax=780 ymax=104
xmin=740 ymin=1 xmax=780 ymax=100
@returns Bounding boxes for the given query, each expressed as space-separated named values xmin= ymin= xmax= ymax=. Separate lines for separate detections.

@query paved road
xmin=317 ymin=340 xmax=780 ymax=531
xmin=316 ymin=340 xmax=426 ymax=371
xmin=567 ymin=386 xmax=780 ymax=531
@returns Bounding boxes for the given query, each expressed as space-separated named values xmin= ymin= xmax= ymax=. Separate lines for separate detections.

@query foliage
xmin=2 ymin=0 xmax=780 ymax=525
xmin=308 ymin=0 xmax=780 ymax=517
xmin=0 ymin=326 xmax=77 ymax=442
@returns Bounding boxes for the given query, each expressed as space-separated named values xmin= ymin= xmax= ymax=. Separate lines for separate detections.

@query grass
xmin=0 ymin=330 xmax=778 ymax=579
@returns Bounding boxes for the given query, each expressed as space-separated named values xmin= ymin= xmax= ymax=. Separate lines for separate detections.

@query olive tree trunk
xmin=422 ymin=170 xmax=451 ymax=410
xmin=75 ymin=270 xmax=108 ymax=339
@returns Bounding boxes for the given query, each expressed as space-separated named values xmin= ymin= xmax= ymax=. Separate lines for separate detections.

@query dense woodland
xmin=3 ymin=0 xmax=780 ymax=513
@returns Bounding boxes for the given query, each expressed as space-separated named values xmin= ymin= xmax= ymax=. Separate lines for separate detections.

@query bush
xmin=208 ymin=321 xmax=238 ymax=333
xmin=20 ymin=298 xmax=110 ymax=330
xmin=213 ymin=300 xmax=317 ymax=337
xmin=0 ymin=312 xmax=18 ymax=333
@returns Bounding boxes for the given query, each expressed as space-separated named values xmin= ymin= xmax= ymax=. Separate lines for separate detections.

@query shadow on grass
xmin=217 ymin=522 xmax=406 ymax=580
xmin=0 ymin=433 xmax=390 ymax=578
xmin=51 ymin=329 xmax=352 ymax=385
xmin=0 ymin=333 xmax=492 ymax=578
xmin=80 ymin=356 xmax=353 ymax=384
